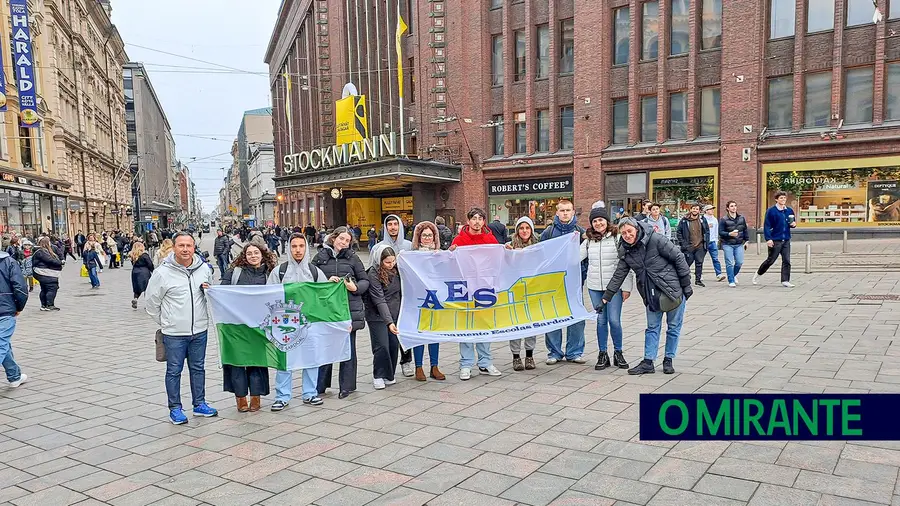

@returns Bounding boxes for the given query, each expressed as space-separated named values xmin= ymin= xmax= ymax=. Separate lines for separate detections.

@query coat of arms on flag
xmin=260 ymin=300 xmax=310 ymax=352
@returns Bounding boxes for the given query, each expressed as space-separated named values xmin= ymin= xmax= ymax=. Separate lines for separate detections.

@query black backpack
xmin=439 ymin=226 xmax=453 ymax=250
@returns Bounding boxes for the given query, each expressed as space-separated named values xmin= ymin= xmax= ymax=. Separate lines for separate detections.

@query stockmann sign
xmin=283 ymin=132 xmax=397 ymax=174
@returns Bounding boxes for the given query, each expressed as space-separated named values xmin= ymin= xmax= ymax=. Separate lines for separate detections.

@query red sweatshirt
xmin=451 ymin=226 xmax=500 ymax=247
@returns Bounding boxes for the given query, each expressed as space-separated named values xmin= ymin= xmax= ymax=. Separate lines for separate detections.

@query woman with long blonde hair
xmin=130 ymin=241 xmax=154 ymax=309
xmin=155 ymin=238 xmax=173 ymax=267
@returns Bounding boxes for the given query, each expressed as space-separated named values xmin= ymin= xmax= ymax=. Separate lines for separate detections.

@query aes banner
xmin=9 ymin=0 xmax=39 ymax=127
xmin=396 ymin=233 xmax=593 ymax=347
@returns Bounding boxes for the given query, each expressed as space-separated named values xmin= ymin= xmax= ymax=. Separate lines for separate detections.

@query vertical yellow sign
xmin=335 ymin=95 xmax=368 ymax=145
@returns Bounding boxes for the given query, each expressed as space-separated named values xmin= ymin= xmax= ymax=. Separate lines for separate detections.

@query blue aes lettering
xmin=420 ymin=281 xmax=497 ymax=310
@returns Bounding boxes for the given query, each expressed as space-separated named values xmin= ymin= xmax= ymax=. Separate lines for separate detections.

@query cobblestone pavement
xmin=2 ymin=235 xmax=900 ymax=506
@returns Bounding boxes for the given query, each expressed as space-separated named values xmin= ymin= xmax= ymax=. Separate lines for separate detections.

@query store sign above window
xmin=283 ymin=132 xmax=397 ymax=174
xmin=9 ymin=0 xmax=40 ymax=128
xmin=653 ymin=177 xmax=711 ymax=186
xmin=488 ymin=176 xmax=573 ymax=196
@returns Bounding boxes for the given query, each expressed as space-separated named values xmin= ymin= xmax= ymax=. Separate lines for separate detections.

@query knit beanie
xmin=589 ymin=206 xmax=609 ymax=224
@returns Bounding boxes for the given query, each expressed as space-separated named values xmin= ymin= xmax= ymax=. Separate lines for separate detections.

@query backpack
xmin=233 ymin=262 xmax=319 ymax=285
xmin=438 ymin=226 xmax=452 ymax=250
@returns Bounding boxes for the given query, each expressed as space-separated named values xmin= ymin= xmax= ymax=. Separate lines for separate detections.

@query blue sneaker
xmin=192 ymin=403 xmax=218 ymax=417
xmin=169 ymin=408 xmax=188 ymax=425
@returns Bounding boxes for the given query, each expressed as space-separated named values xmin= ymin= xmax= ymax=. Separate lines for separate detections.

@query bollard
xmin=842 ymin=230 xmax=848 ymax=254
xmin=805 ymin=243 xmax=812 ymax=273
xmin=756 ymin=233 xmax=761 ymax=255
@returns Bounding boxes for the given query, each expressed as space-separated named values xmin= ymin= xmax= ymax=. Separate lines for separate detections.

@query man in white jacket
xmin=146 ymin=232 xmax=218 ymax=425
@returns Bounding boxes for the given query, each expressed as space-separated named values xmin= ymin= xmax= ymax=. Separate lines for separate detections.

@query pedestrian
xmin=32 ymin=237 xmax=62 ymax=311
xmin=222 ymin=242 xmax=278 ymax=412
xmin=581 ymin=206 xmax=633 ymax=371
xmin=279 ymin=227 xmax=289 ymax=255
xmin=540 ymin=199 xmax=587 ymax=365
xmin=634 ymin=200 xmax=653 ymax=222
xmin=644 ymin=203 xmax=671 ymax=238
xmin=487 ymin=215 xmax=510 ymax=244
xmin=304 ymin=223 xmax=316 ymax=246
xmin=718 ymin=201 xmax=749 ymax=287
xmin=74 ymin=230 xmax=86 ymax=258
xmin=505 ymin=216 xmax=539 ymax=371
xmin=63 ymin=235 xmax=77 ymax=261
xmin=312 ymin=227 xmax=370 ymax=399
xmin=676 ymin=203 xmax=710 ymax=287
xmin=0 ymin=244 xmax=28 ymax=388
xmin=754 ymin=191 xmax=797 ymax=288
xmin=702 ymin=205 xmax=726 ymax=282
xmin=269 ymin=233 xmax=328 ymax=410
xmin=105 ymin=234 xmax=119 ymax=269
xmin=450 ymin=207 xmax=502 ymax=380
xmin=155 ymin=238 xmax=173 ymax=267
xmin=435 ymin=216 xmax=453 ymax=250
xmin=365 ymin=245 xmax=403 ymax=390
xmin=82 ymin=240 xmax=101 ymax=288
xmin=4 ymin=237 xmax=23 ymax=263
xmin=129 ymin=241 xmax=154 ymax=309
xmin=21 ymin=244 xmax=34 ymax=292
xmin=367 ymin=226 xmax=377 ymax=251
xmin=408 ymin=221 xmax=446 ymax=381
xmin=145 ymin=232 xmax=218 ymax=424
xmin=213 ymin=229 xmax=231 ymax=282
xmin=602 ymin=218 xmax=692 ymax=375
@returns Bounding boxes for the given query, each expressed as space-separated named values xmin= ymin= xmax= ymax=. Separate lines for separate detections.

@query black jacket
xmin=364 ymin=266 xmax=401 ymax=324
xmin=213 ymin=235 xmax=231 ymax=256
xmin=222 ymin=264 xmax=270 ymax=286
xmin=437 ymin=224 xmax=453 ymax=250
xmin=131 ymin=253 xmax=155 ymax=295
xmin=311 ymin=246 xmax=370 ymax=330
xmin=487 ymin=220 xmax=510 ymax=245
xmin=32 ymin=248 xmax=63 ymax=272
xmin=676 ymin=215 xmax=710 ymax=252
xmin=0 ymin=253 xmax=28 ymax=317
xmin=719 ymin=213 xmax=749 ymax=246
xmin=604 ymin=222 xmax=693 ymax=306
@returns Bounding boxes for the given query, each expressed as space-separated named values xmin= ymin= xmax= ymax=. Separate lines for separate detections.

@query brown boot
xmin=236 ymin=396 xmax=249 ymax=413
xmin=430 ymin=366 xmax=446 ymax=380
xmin=415 ymin=367 xmax=427 ymax=381
xmin=249 ymin=396 xmax=261 ymax=412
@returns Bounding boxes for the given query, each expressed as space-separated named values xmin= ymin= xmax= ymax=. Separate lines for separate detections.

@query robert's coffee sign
xmin=489 ymin=176 xmax=573 ymax=196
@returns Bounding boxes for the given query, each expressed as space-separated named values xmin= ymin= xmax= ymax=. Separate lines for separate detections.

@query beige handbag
xmin=155 ymin=330 xmax=166 ymax=362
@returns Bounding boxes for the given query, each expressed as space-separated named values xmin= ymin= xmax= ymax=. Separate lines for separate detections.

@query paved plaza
xmin=2 ymin=236 xmax=900 ymax=506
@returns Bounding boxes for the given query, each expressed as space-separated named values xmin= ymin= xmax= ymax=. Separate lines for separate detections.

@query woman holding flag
xmin=505 ymin=216 xmax=540 ymax=371
xmin=222 ymin=242 xmax=277 ymax=412
xmin=408 ymin=222 xmax=445 ymax=381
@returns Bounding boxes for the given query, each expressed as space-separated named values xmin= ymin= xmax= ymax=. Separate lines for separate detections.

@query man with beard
xmin=676 ymin=204 xmax=709 ymax=287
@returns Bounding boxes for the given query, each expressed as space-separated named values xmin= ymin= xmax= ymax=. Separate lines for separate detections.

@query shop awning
xmin=274 ymin=158 xmax=461 ymax=193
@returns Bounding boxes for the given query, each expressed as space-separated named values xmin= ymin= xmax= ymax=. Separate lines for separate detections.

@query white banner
xmin=396 ymin=233 xmax=593 ymax=347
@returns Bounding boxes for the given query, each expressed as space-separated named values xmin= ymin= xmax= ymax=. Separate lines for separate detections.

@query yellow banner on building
xmin=335 ymin=95 xmax=368 ymax=145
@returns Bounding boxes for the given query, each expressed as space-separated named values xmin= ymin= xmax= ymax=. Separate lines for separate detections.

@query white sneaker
xmin=782 ymin=281 xmax=795 ymax=288
xmin=384 ymin=379 xmax=397 ymax=386
xmin=752 ymin=273 xmax=759 ymax=285
xmin=9 ymin=373 xmax=27 ymax=388
xmin=570 ymin=356 xmax=587 ymax=364
xmin=734 ymin=277 xmax=739 ymax=285
xmin=400 ymin=362 xmax=414 ymax=377
xmin=478 ymin=365 xmax=502 ymax=376
xmin=459 ymin=367 xmax=471 ymax=381
xmin=728 ymin=282 xmax=736 ymax=288
xmin=716 ymin=274 xmax=726 ymax=281
xmin=546 ymin=357 xmax=559 ymax=365
xmin=373 ymin=378 xmax=385 ymax=390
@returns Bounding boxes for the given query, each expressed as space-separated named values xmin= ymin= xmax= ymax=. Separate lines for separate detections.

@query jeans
xmin=164 ymin=331 xmax=208 ymax=410
xmin=459 ymin=342 xmax=493 ymax=369
xmin=370 ymin=323 xmax=399 ymax=381
xmin=545 ymin=320 xmax=586 ymax=360
xmin=721 ymin=244 xmax=745 ymax=283
xmin=644 ymin=298 xmax=686 ymax=361
xmin=0 ymin=316 xmax=21 ymax=383
xmin=509 ymin=336 xmax=536 ymax=354
xmin=34 ymin=274 xmax=59 ymax=307
xmin=683 ymin=248 xmax=705 ymax=282
xmin=275 ymin=368 xmax=319 ymax=402
xmin=757 ymin=239 xmax=791 ymax=282
xmin=216 ymin=254 xmax=228 ymax=281
xmin=88 ymin=267 xmax=100 ymax=287
xmin=588 ymin=289 xmax=623 ymax=352
xmin=707 ymin=241 xmax=722 ymax=276
xmin=413 ymin=343 xmax=440 ymax=367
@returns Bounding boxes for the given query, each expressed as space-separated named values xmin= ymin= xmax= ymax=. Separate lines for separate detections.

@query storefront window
xmin=487 ymin=176 xmax=574 ymax=230
xmin=764 ymin=164 xmax=900 ymax=226
xmin=650 ymin=171 xmax=716 ymax=221
xmin=0 ymin=190 xmax=42 ymax=237
xmin=52 ymin=196 xmax=68 ymax=235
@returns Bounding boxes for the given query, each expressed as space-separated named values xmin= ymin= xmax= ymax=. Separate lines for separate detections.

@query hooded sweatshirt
xmin=451 ymin=225 xmax=500 ymax=247
xmin=267 ymin=247 xmax=326 ymax=285
xmin=145 ymin=253 xmax=215 ymax=336
xmin=644 ymin=214 xmax=671 ymax=237
xmin=371 ymin=214 xmax=412 ymax=268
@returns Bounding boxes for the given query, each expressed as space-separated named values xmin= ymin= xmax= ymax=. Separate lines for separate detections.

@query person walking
xmin=63 ymin=235 xmax=77 ymax=261
xmin=505 ymin=216 xmax=539 ymax=371
xmin=450 ymin=208 xmax=502 ymax=380
xmin=408 ymin=222 xmax=446 ymax=381
xmin=0 ymin=245 xmax=28 ymax=388
xmin=32 ymin=237 xmax=62 ymax=311
xmin=435 ymin=216 xmax=453 ymax=250
xmin=702 ymin=205 xmax=726 ymax=282
xmin=367 ymin=226 xmax=377 ymax=251
xmin=540 ymin=199 xmax=587 ymax=365
xmin=304 ymin=223 xmax=316 ymax=247
xmin=581 ymin=206 xmax=633 ymax=371
xmin=155 ymin=238 xmax=173 ymax=267
xmin=74 ymin=230 xmax=86 ymax=258
xmin=601 ymin=218 xmax=692 ymax=375
xmin=365 ymin=245 xmax=403 ymax=389
xmin=279 ymin=227 xmax=289 ymax=255
xmin=634 ymin=200 xmax=653 ymax=222
xmin=269 ymin=233 xmax=328 ymax=410
xmin=213 ymin=229 xmax=231 ymax=282
xmin=222 ymin=242 xmax=277 ymax=412
xmin=82 ymin=240 xmax=101 ymax=288
xmin=719 ymin=201 xmax=749 ymax=287
xmin=129 ymin=241 xmax=154 ymax=308
xmin=487 ymin=215 xmax=510 ymax=244
xmin=676 ymin=204 xmax=710 ymax=287
xmin=312 ymin=227 xmax=370 ymax=399
xmin=754 ymin=191 xmax=797 ymax=288
xmin=644 ymin=203 xmax=671 ymax=238
xmin=145 ymin=232 xmax=218 ymax=424
xmin=21 ymin=244 xmax=34 ymax=292
xmin=105 ymin=234 xmax=119 ymax=269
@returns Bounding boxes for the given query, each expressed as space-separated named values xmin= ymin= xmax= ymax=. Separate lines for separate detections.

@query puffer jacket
xmin=0 ymin=252 xmax=28 ymax=317
xmin=603 ymin=222 xmax=692 ymax=306
xmin=719 ymin=213 xmax=749 ymax=246
xmin=580 ymin=233 xmax=633 ymax=293
xmin=364 ymin=265 xmax=401 ymax=324
xmin=145 ymin=253 xmax=215 ymax=336
xmin=311 ymin=245 xmax=370 ymax=330
xmin=222 ymin=264 xmax=269 ymax=286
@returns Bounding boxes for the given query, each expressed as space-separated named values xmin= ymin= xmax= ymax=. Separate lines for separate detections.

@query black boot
xmin=628 ymin=359 xmax=655 ymax=375
xmin=613 ymin=350 xmax=628 ymax=369
xmin=594 ymin=352 xmax=611 ymax=370
xmin=663 ymin=357 xmax=675 ymax=374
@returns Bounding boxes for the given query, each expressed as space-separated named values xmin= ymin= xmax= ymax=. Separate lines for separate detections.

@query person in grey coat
xmin=601 ymin=218 xmax=692 ymax=376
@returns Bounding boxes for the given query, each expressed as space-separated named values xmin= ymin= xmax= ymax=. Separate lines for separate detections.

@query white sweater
xmin=580 ymin=234 xmax=634 ymax=293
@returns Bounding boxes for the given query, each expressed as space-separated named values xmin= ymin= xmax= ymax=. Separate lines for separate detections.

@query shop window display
xmin=650 ymin=175 xmax=715 ymax=223
xmin=489 ymin=196 xmax=572 ymax=231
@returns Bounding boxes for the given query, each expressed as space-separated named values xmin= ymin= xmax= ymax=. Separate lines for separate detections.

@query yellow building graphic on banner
xmin=335 ymin=95 xmax=368 ymax=145
xmin=417 ymin=272 xmax=572 ymax=332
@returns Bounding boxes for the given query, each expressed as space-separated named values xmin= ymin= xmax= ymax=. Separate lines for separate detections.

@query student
xmin=505 ymin=216 xmax=539 ymax=371
xmin=718 ymin=201 xmax=749 ymax=287
xmin=754 ymin=191 xmax=796 ymax=288
xmin=364 ymin=246 xmax=402 ymax=389
xmin=409 ymin=222 xmax=446 ymax=381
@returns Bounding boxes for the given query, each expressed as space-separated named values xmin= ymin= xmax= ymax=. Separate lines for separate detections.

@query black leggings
xmin=370 ymin=323 xmax=399 ymax=381
xmin=34 ymin=274 xmax=59 ymax=307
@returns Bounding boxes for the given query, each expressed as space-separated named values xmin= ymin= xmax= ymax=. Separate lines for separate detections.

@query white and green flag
xmin=207 ymin=283 xmax=352 ymax=371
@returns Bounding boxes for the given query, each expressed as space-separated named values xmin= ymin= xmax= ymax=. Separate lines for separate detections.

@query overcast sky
xmin=111 ymin=0 xmax=280 ymax=214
